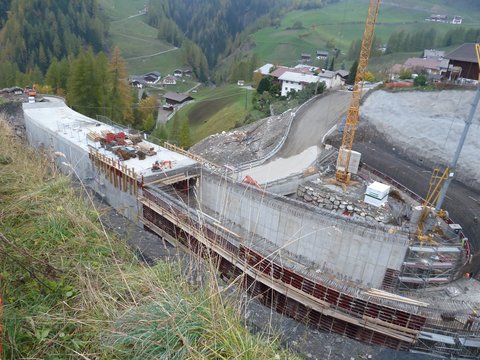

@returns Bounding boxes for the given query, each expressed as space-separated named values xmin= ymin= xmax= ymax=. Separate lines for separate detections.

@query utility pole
xmin=437 ymin=43 xmax=480 ymax=211
xmin=245 ymin=88 xmax=248 ymax=110
xmin=436 ymin=86 xmax=480 ymax=211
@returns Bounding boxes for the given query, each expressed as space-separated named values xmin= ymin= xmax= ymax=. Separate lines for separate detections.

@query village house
xmin=445 ymin=43 xmax=479 ymax=81
xmin=300 ymin=53 xmax=312 ymax=63
xmin=254 ymin=63 xmax=275 ymax=76
xmin=164 ymin=92 xmax=193 ymax=107
xmin=316 ymin=50 xmax=329 ymax=60
xmin=317 ymin=69 xmax=344 ymax=89
xmin=403 ymin=57 xmax=449 ymax=75
xmin=278 ymin=71 xmax=318 ymax=96
xmin=173 ymin=69 xmax=183 ymax=77
xmin=163 ymin=75 xmax=177 ymax=85
xmin=451 ymin=16 xmax=463 ymax=25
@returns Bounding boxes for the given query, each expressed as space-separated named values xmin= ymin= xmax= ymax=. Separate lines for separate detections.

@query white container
xmin=364 ymin=181 xmax=390 ymax=207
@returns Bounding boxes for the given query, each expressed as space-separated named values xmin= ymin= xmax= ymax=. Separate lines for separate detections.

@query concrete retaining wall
xmin=199 ymin=173 xmax=409 ymax=288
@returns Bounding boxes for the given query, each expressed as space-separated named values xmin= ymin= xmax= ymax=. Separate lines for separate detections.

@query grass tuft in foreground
xmin=0 ymin=114 xmax=297 ymax=359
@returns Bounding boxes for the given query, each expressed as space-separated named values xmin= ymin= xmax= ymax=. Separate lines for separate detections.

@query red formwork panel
xmin=338 ymin=293 xmax=354 ymax=311
xmin=301 ymin=278 xmax=315 ymax=296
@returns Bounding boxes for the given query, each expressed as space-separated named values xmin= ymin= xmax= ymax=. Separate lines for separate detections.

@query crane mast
xmin=336 ymin=0 xmax=381 ymax=184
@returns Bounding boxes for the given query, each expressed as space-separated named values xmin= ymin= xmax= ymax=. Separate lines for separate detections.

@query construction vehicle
xmin=335 ymin=0 xmax=381 ymax=184
xmin=24 ymin=85 xmax=37 ymax=97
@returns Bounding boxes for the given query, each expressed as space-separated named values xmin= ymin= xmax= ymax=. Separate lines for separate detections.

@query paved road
xmin=275 ymin=91 xmax=351 ymax=158
xmin=242 ymin=91 xmax=351 ymax=183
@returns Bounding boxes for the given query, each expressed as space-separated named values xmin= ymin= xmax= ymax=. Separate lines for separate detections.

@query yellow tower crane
xmin=336 ymin=0 xmax=381 ymax=184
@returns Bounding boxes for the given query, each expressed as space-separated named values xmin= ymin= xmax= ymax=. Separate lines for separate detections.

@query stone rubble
xmin=296 ymin=182 xmax=392 ymax=224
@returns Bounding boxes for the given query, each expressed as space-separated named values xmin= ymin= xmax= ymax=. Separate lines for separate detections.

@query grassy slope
xmin=252 ymin=0 xmax=478 ymax=68
xmin=0 ymin=115 xmax=297 ymax=359
xmin=99 ymin=0 xmax=180 ymax=75
xmin=160 ymin=85 xmax=256 ymax=144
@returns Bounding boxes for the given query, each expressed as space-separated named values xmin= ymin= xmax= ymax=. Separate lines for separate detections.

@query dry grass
xmin=0 ymin=114 xmax=297 ymax=359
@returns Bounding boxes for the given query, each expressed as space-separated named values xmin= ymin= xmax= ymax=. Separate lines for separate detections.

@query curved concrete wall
xmin=199 ymin=174 xmax=409 ymax=288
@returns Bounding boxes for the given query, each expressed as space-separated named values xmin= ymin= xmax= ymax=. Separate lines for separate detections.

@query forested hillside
xmin=147 ymin=0 xmax=337 ymax=70
xmin=0 ymin=0 xmax=107 ymax=73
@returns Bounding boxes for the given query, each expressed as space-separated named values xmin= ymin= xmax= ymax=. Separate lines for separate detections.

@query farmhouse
xmin=254 ymin=63 xmax=275 ymax=76
xmin=317 ymin=69 xmax=344 ymax=89
xmin=428 ymin=14 xmax=448 ymax=23
xmin=423 ymin=49 xmax=445 ymax=59
xmin=445 ymin=43 xmax=479 ymax=81
xmin=278 ymin=71 xmax=318 ymax=96
xmin=173 ymin=69 xmax=183 ymax=77
xmin=451 ymin=16 xmax=463 ymax=25
xmin=300 ymin=53 xmax=312 ymax=63
xmin=163 ymin=75 xmax=177 ymax=85
xmin=403 ymin=57 xmax=448 ymax=75
xmin=164 ymin=92 xmax=193 ymax=106
xmin=316 ymin=50 xmax=329 ymax=60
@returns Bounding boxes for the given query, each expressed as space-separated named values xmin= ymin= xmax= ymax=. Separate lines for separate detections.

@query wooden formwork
xmin=89 ymin=150 xmax=139 ymax=195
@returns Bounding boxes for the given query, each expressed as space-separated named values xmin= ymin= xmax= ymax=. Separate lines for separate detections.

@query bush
xmin=414 ymin=74 xmax=427 ymax=87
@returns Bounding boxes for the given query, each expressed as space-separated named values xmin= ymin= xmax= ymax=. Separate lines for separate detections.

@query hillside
xmin=0 ymin=111 xmax=298 ymax=359
xmin=0 ymin=0 xmax=107 ymax=73
xmin=249 ymin=0 xmax=479 ymax=68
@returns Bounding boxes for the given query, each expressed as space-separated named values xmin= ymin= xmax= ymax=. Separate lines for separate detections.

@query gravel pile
xmin=362 ymin=89 xmax=480 ymax=189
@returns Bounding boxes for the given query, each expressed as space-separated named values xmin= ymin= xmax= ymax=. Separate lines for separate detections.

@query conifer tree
xmin=108 ymin=47 xmax=133 ymax=124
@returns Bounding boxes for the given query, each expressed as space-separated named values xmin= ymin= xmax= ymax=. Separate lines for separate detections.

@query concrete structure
xmin=19 ymin=99 xmax=480 ymax=359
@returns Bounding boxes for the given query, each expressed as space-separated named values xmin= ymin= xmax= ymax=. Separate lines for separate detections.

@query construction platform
xmin=21 ymin=98 xmax=480 ymax=359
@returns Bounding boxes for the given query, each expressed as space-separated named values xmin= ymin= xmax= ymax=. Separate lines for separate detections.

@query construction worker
xmin=464 ymin=310 xmax=478 ymax=331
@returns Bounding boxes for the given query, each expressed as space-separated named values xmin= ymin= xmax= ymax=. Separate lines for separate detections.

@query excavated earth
xmin=190 ymin=111 xmax=292 ymax=166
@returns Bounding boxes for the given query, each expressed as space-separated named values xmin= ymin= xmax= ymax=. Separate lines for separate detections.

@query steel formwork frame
xmin=397 ymin=245 xmax=464 ymax=291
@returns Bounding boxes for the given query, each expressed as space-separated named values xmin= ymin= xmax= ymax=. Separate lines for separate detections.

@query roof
xmin=423 ymin=49 xmax=445 ymax=59
xmin=404 ymin=57 xmax=443 ymax=70
xmin=255 ymin=63 xmax=274 ymax=75
xmin=317 ymin=70 xmax=338 ymax=79
xmin=336 ymin=70 xmax=349 ymax=78
xmin=446 ymin=43 xmax=478 ymax=63
xmin=145 ymin=71 xmax=161 ymax=77
xmin=278 ymin=71 xmax=318 ymax=84
xmin=301 ymin=53 xmax=312 ymax=58
xmin=316 ymin=50 xmax=329 ymax=56
xmin=164 ymin=92 xmax=192 ymax=102
xmin=270 ymin=66 xmax=291 ymax=78
xmin=163 ymin=75 xmax=177 ymax=82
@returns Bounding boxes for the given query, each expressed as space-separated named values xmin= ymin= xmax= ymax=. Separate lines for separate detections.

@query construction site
xmin=17 ymin=1 xmax=480 ymax=358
